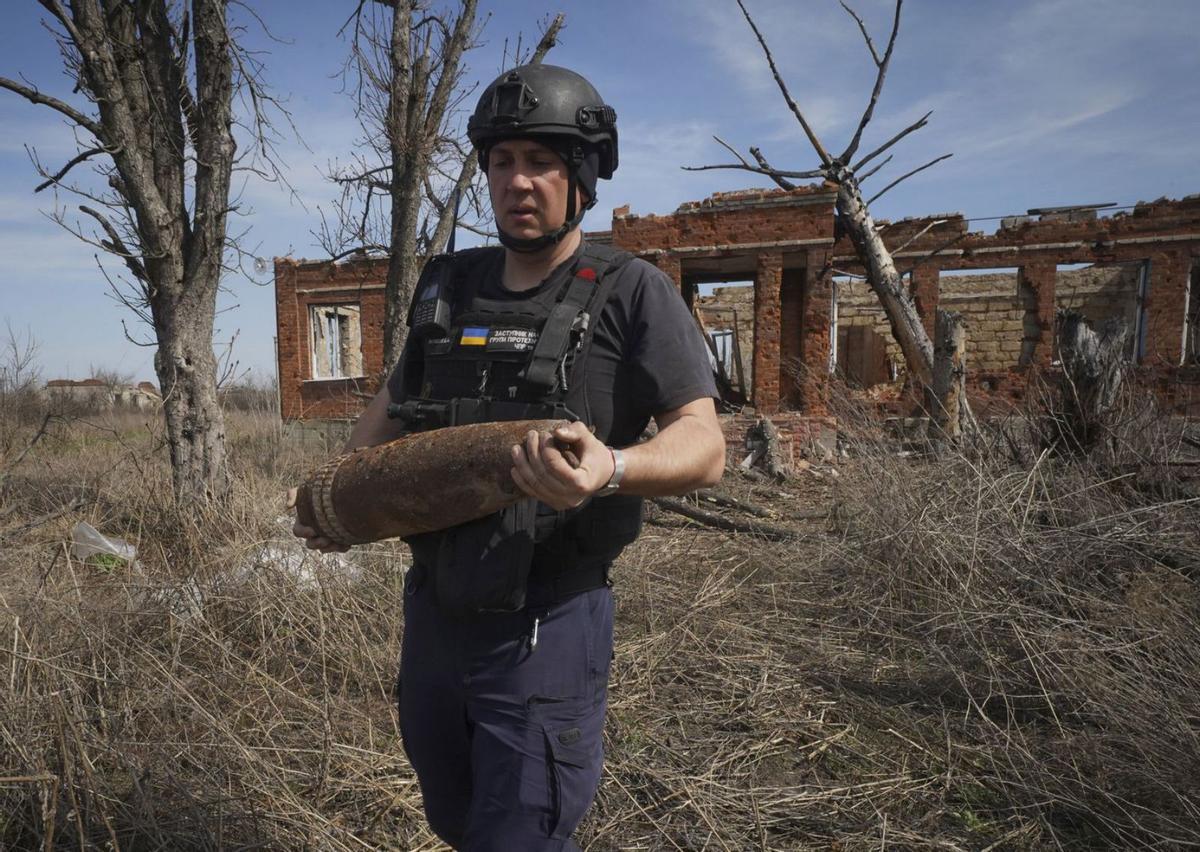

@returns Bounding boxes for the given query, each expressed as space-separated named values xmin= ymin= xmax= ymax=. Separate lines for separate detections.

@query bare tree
xmin=0 ymin=323 xmax=45 ymax=458
xmin=0 ymin=322 xmax=41 ymax=403
xmin=690 ymin=0 xmax=949 ymax=390
xmin=0 ymin=0 xmax=287 ymax=505
xmin=319 ymin=2 xmax=564 ymax=374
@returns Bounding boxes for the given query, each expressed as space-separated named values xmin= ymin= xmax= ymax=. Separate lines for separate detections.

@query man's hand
xmin=510 ymin=421 xmax=616 ymax=510
xmin=286 ymin=487 xmax=351 ymax=554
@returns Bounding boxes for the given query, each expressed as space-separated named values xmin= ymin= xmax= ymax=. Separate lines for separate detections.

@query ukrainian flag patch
xmin=460 ymin=326 xmax=489 ymax=346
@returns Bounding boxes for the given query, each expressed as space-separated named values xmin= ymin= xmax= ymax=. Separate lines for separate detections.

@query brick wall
xmin=833 ymin=264 xmax=1141 ymax=377
xmin=827 ymin=195 xmax=1200 ymax=407
xmin=275 ymin=192 xmax=1199 ymax=424
xmin=611 ymin=186 xmax=835 ymax=254
xmin=275 ymin=256 xmax=388 ymax=421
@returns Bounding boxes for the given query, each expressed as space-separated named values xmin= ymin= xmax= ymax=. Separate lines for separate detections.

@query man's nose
xmin=507 ymin=168 xmax=535 ymax=192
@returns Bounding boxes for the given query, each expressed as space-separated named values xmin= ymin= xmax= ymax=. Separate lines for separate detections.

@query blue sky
xmin=2 ymin=0 xmax=1197 ymax=383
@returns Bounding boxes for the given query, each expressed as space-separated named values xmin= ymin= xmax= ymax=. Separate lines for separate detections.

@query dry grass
xmin=1 ymin=397 xmax=1198 ymax=850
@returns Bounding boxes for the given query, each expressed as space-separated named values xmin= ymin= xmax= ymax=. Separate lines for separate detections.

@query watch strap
xmin=595 ymin=447 xmax=625 ymax=497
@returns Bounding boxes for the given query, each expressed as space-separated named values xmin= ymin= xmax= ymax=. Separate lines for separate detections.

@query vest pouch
xmin=578 ymin=494 xmax=643 ymax=564
xmin=531 ymin=494 xmax=644 ymax=576
xmin=428 ymin=498 xmax=538 ymax=617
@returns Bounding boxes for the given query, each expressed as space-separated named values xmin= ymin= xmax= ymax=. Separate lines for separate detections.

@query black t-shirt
xmin=387 ymin=241 xmax=718 ymax=447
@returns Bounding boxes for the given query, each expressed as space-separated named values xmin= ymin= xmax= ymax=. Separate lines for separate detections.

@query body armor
xmin=391 ymin=242 xmax=643 ymax=615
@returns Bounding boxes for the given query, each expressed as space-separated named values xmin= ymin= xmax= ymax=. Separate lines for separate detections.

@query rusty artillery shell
xmin=294 ymin=419 xmax=568 ymax=546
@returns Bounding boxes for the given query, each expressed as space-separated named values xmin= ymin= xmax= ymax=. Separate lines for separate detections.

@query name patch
xmin=485 ymin=327 xmax=539 ymax=352
xmin=424 ymin=336 xmax=452 ymax=356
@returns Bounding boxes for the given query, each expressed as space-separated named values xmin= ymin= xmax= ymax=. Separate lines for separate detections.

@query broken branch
xmin=890 ymin=218 xmax=947 ymax=255
xmin=34 ymin=146 xmax=108 ymax=192
xmin=0 ymin=412 xmax=57 ymax=486
xmin=851 ymin=110 xmax=931 ymax=172
xmin=839 ymin=1 xmax=882 ymax=66
xmin=866 ymin=153 xmax=952 ymax=205
xmin=78 ymin=205 xmax=149 ymax=282
xmin=856 ymin=153 xmax=892 ymax=182
xmin=680 ymin=162 xmax=815 ymax=185
xmin=0 ymin=77 xmax=103 ymax=139
xmin=734 ymin=0 xmax=831 ymax=167
xmin=840 ymin=0 xmax=903 ymax=163
xmin=650 ymin=497 xmax=804 ymax=541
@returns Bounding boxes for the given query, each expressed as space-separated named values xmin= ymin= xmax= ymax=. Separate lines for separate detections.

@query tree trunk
xmin=835 ymin=175 xmax=934 ymax=388
xmin=927 ymin=308 xmax=967 ymax=448
xmin=382 ymin=144 xmax=427 ymax=373
xmin=156 ymin=329 xmax=229 ymax=504
xmin=1052 ymin=311 xmax=1128 ymax=455
xmin=746 ymin=416 xmax=790 ymax=480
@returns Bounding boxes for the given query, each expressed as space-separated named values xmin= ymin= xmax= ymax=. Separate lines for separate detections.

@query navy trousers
xmin=398 ymin=567 xmax=614 ymax=851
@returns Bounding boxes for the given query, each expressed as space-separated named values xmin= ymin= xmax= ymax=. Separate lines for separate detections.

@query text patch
xmin=485 ymin=327 xmax=539 ymax=352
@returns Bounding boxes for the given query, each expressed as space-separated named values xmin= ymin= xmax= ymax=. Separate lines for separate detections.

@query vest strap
xmin=521 ymin=267 xmax=599 ymax=391
xmin=521 ymin=245 xmax=632 ymax=393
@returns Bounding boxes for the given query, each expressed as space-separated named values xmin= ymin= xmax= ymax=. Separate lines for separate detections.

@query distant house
xmin=44 ymin=379 xmax=161 ymax=410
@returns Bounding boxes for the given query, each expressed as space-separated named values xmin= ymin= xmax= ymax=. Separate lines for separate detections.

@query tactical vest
xmin=392 ymin=242 xmax=644 ymax=614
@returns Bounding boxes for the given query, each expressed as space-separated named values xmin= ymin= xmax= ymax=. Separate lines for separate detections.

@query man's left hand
xmin=510 ymin=421 xmax=615 ymax=510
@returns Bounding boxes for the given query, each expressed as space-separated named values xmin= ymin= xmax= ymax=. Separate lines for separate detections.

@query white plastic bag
xmin=71 ymin=521 xmax=138 ymax=567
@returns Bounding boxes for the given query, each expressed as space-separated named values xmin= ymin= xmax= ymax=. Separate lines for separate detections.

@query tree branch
xmin=890 ymin=218 xmax=946 ymax=255
xmin=429 ymin=155 xmax=476 ymax=253
xmin=683 ymin=150 xmax=821 ymax=187
xmin=866 ymin=152 xmax=952 ymax=205
xmin=711 ymin=135 xmax=751 ymax=168
xmin=422 ymin=0 xmax=477 ymax=140
xmin=328 ymin=244 xmax=389 ymax=262
xmin=900 ymin=232 xmax=968 ymax=277
xmin=856 ymin=153 xmax=892 ymax=182
xmin=750 ymin=146 xmax=806 ymax=189
xmin=649 ymin=496 xmax=806 ymax=541
xmin=839 ymin=0 xmax=903 ymax=163
xmin=79 ymin=204 xmax=149 ymax=282
xmin=33 ymin=146 xmax=107 ymax=192
xmin=735 ymin=0 xmax=831 ymax=166
xmin=0 ymin=77 xmax=103 ymax=139
xmin=531 ymin=12 xmax=565 ymax=61
xmin=851 ymin=110 xmax=931 ymax=172
xmin=839 ymin=1 xmax=881 ymax=65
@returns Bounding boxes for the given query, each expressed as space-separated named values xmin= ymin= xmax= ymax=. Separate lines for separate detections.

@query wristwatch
xmin=595 ymin=447 xmax=625 ymax=497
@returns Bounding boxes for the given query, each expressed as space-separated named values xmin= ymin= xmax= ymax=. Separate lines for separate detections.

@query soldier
xmin=293 ymin=64 xmax=725 ymax=849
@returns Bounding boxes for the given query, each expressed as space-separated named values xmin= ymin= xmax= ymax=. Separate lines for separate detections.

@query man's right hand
xmin=286 ymin=487 xmax=351 ymax=554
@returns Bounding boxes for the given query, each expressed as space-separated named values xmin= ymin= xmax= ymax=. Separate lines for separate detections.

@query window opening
xmin=310 ymin=304 xmax=363 ymax=379
xmin=693 ymin=280 xmax=753 ymax=404
xmin=831 ymin=273 xmax=898 ymax=387
xmin=1048 ymin=262 xmax=1144 ymax=362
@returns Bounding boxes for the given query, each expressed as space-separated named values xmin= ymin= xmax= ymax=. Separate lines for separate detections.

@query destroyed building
xmin=274 ymin=188 xmax=1200 ymax=458
xmin=43 ymin=379 xmax=161 ymax=411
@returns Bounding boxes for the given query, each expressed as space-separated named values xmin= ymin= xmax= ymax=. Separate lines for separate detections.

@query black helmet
xmin=469 ymin=64 xmax=618 ymax=253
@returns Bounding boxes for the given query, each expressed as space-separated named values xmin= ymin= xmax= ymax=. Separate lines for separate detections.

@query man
xmin=293 ymin=64 xmax=724 ymax=850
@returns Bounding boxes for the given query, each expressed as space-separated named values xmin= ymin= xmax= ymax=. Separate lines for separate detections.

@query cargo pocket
xmin=542 ymin=721 xmax=599 ymax=841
